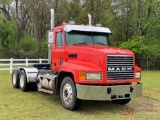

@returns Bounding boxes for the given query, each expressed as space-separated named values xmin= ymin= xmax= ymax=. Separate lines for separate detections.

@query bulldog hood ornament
xmin=117 ymin=47 xmax=121 ymax=53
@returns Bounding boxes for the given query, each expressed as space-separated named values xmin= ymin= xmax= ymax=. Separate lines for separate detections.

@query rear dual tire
xmin=19 ymin=70 xmax=30 ymax=92
xmin=12 ymin=69 xmax=37 ymax=91
xmin=12 ymin=69 xmax=20 ymax=88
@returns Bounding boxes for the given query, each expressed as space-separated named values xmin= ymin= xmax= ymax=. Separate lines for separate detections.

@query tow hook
xmin=107 ymin=88 xmax=111 ymax=94
xmin=130 ymin=86 xmax=134 ymax=92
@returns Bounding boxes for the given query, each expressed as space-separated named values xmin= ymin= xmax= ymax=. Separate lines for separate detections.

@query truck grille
xmin=107 ymin=55 xmax=134 ymax=80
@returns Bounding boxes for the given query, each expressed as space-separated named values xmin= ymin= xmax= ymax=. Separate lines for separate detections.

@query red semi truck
xmin=12 ymin=9 xmax=142 ymax=110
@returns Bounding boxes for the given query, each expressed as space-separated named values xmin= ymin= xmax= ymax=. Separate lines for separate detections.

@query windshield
xmin=66 ymin=31 xmax=110 ymax=46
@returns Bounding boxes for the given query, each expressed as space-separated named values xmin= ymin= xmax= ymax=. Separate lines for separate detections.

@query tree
xmin=0 ymin=0 xmax=160 ymax=59
xmin=0 ymin=14 xmax=17 ymax=58
xmin=120 ymin=36 xmax=148 ymax=57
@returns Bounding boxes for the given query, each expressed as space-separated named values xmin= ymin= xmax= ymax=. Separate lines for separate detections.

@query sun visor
xmin=64 ymin=25 xmax=112 ymax=34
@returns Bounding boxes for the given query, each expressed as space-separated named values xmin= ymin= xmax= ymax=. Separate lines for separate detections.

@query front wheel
xmin=60 ymin=76 xmax=82 ymax=111
xmin=112 ymin=98 xmax=131 ymax=105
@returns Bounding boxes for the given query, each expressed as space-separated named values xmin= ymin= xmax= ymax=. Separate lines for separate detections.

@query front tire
xmin=112 ymin=98 xmax=131 ymax=105
xmin=60 ymin=76 xmax=82 ymax=111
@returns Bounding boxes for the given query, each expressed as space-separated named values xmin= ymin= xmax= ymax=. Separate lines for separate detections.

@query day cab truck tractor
xmin=12 ymin=9 xmax=142 ymax=111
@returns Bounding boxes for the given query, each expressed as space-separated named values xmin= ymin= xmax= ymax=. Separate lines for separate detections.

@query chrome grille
xmin=107 ymin=55 xmax=134 ymax=80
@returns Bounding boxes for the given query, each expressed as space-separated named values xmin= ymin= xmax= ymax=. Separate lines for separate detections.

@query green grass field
xmin=0 ymin=71 xmax=160 ymax=120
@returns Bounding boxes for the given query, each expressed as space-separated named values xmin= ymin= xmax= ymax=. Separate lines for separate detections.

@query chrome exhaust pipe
xmin=51 ymin=9 xmax=55 ymax=30
xmin=88 ymin=14 xmax=92 ymax=26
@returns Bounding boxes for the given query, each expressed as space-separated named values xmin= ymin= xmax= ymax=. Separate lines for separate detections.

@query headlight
xmin=86 ymin=72 xmax=102 ymax=80
xmin=79 ymin=72 xmax=102 ymax=81
xmin=135 ymin=72 xmax=141 ymax=79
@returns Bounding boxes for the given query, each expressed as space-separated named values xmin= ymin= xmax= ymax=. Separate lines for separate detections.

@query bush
xmin=120 ymin=36 xmax=148 ymax=56
xmin=18 ymin=34 xmax=37 ymax=58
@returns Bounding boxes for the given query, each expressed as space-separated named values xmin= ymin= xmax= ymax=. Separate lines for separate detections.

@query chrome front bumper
xmin=76 ymin=83 xmax=142 ymax=100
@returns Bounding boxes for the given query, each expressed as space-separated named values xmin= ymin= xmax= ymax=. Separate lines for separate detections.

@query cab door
xmin=52 ymin=30 xmax=65 ymax=71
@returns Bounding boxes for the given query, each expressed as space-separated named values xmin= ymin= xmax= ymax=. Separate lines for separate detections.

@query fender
xmin=135 ymin=65 xmax=141 ymax=72
xmin=20 ymin=67 xmax=38 ymax=83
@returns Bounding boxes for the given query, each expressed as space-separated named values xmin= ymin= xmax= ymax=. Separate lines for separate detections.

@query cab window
xmin=56 ymin=32 xmax=64 ymax=46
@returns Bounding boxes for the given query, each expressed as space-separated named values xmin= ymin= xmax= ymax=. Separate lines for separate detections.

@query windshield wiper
xmin=95 ymin=42 xmax=107 ymax=46
xmin=72 ymin=43 xmax=89 ymax=45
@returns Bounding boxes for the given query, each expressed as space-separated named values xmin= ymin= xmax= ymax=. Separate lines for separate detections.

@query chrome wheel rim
xmin=37 ymin=74 xmax=42 ymax=88
xmin=13 ymin=72 xmax=17 ymax=85
xmin=20 ymin=74 xmax=25 ymax=88
xmin=63 ymin=83 xmax=73 ymax=104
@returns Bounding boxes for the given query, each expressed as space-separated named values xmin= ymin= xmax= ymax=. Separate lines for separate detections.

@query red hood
xmin=65 ymin=45 xmax=134 ymax=70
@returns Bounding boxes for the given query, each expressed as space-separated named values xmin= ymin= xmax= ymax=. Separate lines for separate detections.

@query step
xmin=38 ymin=88 xmax=54 ymax=94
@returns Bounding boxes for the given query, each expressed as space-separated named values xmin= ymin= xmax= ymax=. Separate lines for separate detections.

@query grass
xmin=0 ymin=65 xmax=33 ymax=68
xmin=0 ymin=71 xmax=160 ymax=120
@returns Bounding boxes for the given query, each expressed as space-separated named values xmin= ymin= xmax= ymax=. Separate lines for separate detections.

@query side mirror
xmin=48 ymin=30 xmax=54 ymax=44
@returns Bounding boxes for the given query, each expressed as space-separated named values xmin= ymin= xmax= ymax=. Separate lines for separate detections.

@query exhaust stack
xmin=88 ymin=14 xmax=92 ymax=26
xmin=48 ymin=9 xmax=55 ymax=64
xmin=51 ymin=9 xmax=55 ymax=30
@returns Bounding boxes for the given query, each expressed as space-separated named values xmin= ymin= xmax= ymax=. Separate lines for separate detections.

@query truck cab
xmin=52 ymin=24 xmax=141 ymax=84
xmin=12 ymin=9 xmax=142 ymax=111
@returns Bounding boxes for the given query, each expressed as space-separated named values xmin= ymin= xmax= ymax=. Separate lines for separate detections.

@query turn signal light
xmin=79 ymin=72 xmax=86 ymax=81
